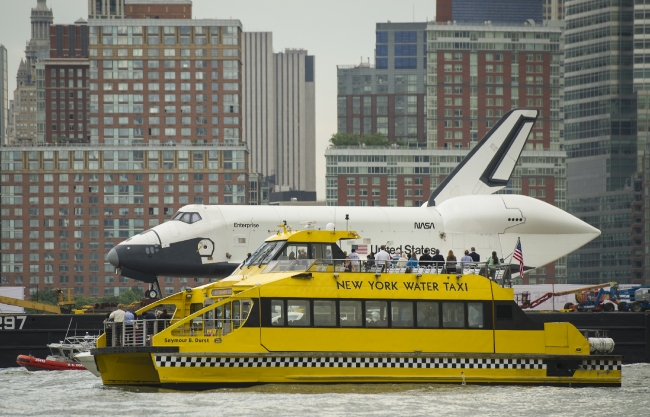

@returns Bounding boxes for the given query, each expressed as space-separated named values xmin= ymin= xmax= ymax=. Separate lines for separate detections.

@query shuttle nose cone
xmin=107 ymin=247 xmax=120 ymax=268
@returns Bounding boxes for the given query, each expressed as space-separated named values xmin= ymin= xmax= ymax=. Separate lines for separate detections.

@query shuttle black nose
xmin=108 ymin=247 xmax=120 ymax=268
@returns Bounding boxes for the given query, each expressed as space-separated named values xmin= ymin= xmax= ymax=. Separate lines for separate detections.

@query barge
xmin=92 ymin=227 xmax=622 ymax=388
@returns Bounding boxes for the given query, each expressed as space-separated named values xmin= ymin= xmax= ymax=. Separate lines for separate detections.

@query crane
xmin=517 ymin=282 xmax=616 ymax=310
xmin=0 ymin=289 xmax=76 ymax=314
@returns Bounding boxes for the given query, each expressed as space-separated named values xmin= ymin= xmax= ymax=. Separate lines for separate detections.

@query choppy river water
xmin=1 ymin=364 xmax=649 ymax=417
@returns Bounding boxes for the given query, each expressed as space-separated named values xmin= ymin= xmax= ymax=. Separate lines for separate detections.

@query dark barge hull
xmin=1 ymin=312 xmax=649 ymax=368
xmin=0 ymin=314 xmax=106 ymax=369
xmin=527 ymin=311 xmax=650 ymax=364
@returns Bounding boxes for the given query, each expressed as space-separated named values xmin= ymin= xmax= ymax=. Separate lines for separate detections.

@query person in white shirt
xmin=109 ymin=306 xmax=126 ymax=323
xmin=348 ymin=248 xmax=360 ymax=271
xmin=374 ymin=245 xmax=391 ymax=272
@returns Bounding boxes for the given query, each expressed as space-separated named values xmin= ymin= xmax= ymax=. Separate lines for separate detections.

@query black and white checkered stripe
xmin=582 ymin=359 xmax=621 ymax=372
xmin=155 ymin=355 xmax=546 ymax=370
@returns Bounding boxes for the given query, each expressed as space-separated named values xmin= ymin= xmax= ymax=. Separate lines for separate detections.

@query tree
xmin=30 ymin=289 xmax=59 ymax=305
xmin=118 ymin=286 xmax=145 ymax=305
xmin=329 ymin=132 xmax=389 ymax=147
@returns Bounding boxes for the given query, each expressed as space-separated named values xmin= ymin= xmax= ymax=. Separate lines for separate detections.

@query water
xmin=1 ymin=365 xmax=650 ymax=417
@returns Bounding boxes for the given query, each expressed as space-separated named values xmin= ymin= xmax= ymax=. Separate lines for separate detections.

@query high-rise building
xmin=436 ymin=0 xmax=543 ymax=24
xmin=333 ymin=17 xmax=565 ymax=284
xmin=243 ymin=32 xmax=275 ymax=186
xmin=11 ymin=65 xmax=37 ymax=144
xmin=274 ymin=49 xmax=316 ymax=192
xmin=88 ymin=0 xmax=193 ymax=20
xmin=1 ymin=45 xmax=7 ymax=144
xmin=337 ymin=22 xmax=427 ymax=145
xmin=0 ymin=1 xmax=253 ymax=298
xmin=25 ymin=0 xmax=54 ymax=77
xmin=564 ymin=0 xmax=638 ymax=285
xmin=44 ymin=21 xmax=91 ymax=144
xmin=0 ymin=143 xmax=249 ymax=297
xmin=9 ymin=0 xmax=54 ymax=146
xmin=88 ymin=0 xmax=125 ymax=19
xmin=6 ymin=100 xmax=15 ymax=143
xmin=544 ymin=0 xmax=565 ymax=21
xmin=242 ymin=34 xmax=316 ymax=192
xmin=87 ymin=15 xmax=243 ymax=148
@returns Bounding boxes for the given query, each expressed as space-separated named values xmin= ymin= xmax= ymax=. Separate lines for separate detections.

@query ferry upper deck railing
xmin=104 ymin=313 xmax=253 ymax=345
xmin=104 ymin=319 xmax=169 ymax=348
xmin=261 ymin=258 xmax=512 ymax=287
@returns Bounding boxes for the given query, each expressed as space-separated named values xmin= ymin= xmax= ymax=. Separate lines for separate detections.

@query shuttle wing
xmin=426 ymin=109 xmax=538 ymax=207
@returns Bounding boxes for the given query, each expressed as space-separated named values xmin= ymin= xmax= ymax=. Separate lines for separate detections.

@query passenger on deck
xmin=342 ymin=256 xmax=352 ymax=272
xmin=431 ymin=249 xmax=445 ymax=269
xmin=160 ymin=308 xmax=171 ymax=322
xmin=141 ymin=309 xmax=156 ymax=339
xmin=488 ymin=251 xmax=500 ymax=278
xmin=349 ymin=248 xmax=360 ymax=271
xmin=289 ymin=251 xmax=296 ymax=260
xmin=469 ymin=247 xmax=480 ymax=262
xmin=391 ymin=249 xmax=403 ymax=268
xmin=108 ymin=305 xmax=126 ymax=323
xmin=419 ymin=249 xmax=433 ymax=267
xmin=446 ymin=250 xmax=457 ymax=273
xmin=405 ymin=253 xmax=418 ymax=271
xmin=365 ymin=251 xmax=375 ymax=272
xmin=374 ymin=245 xmax=391 ymax=272
xmin=461 ymin=250 xmax=473 ymax=270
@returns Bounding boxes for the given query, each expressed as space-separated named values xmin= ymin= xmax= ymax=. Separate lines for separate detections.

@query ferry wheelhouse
xmin=92 ymin=227 xmax=621 ymax=388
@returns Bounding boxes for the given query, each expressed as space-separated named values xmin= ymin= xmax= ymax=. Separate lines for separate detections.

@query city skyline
xmin=0 ymin=0 xmax=440 ymax=199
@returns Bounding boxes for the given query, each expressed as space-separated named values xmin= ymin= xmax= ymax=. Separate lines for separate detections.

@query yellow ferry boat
xmin=92 ymin=226 xmax=622 ymax=388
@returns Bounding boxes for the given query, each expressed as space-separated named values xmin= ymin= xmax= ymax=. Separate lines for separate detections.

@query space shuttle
xmin=107 ymin=109 xmax=599 ymax=290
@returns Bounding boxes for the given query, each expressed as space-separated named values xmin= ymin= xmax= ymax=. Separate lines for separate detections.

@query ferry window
xmin=496 ymin=304 xmax=513 ymax=320
xmin=314 ymin=300 xmax=336 ymax=327
xmin=442 ymin=302 xmax=465 ymax=328
xmin=248 ymin=241 xmax=284 ymax=266
xmin=203 ymin=298 xmax=215 ymax=336
xmin=340 ymin=300 xmax=363 ymax=327
xmin=287 ymin=300 xmax=310 ymax=326
xmin=468 ymin=302 xmax=484 ymax=328
xmin=312 ymin=244 xmax=327 ymax=260
xmin=222 ymin=302 xmax=232 ymax=335
xmin=241 ymin=300 xmax=252 ymax=323
xmin=232 ymin=300 xmax=241 ymax=328
xmin=391 ymin=301 xmax=414 ymax=327
xmin=366 ymin=301 xmax=387 ymax=327
xmin=279 ymin=244 xmax=309 ymax=261
xmin=190 ymin=302 xmax=203 ymax=331
xmin=416 ymin=302 xmax=440 ymax=328
xmin=271 ymin=299 xmax=284 ymax=326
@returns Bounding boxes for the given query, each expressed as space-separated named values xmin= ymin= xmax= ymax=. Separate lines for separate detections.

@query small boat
xmin=17 ymin=334 xmax=97 ymax=372
xmin=92 ymin=226 xmax=622 ymax=388
xmin=73 ymin=351 xmax=100 ymax=377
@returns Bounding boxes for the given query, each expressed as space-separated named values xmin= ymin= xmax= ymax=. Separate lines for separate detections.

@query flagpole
xmin=513 ymin=237 xmax=523 ymax=278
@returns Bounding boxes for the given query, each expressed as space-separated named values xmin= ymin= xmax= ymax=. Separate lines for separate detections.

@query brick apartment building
xmin=1 ymin=1 xmax=250 ymax=298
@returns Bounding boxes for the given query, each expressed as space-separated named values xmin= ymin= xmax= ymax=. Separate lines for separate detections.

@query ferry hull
xmin=95 ymin=351 xmax=160 ymax=386
xmin=94 ymin=350 xmax=621 ymax=388
xmin=2 ymin=312 xmax=648 ymax=368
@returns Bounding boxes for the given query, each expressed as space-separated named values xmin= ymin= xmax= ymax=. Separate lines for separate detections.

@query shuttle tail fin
xmin=426 ymin=109 xmax=538 ymax=207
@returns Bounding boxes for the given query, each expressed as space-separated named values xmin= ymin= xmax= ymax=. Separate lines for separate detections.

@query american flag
xmin=354 ymin=245 xmax=368 ymax=255
xmin=513 ymin=238 xmax=524 ymax=276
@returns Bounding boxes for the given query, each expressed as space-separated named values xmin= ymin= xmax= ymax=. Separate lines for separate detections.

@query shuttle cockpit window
xmin=171 ymin=211 xmax=202 ymax=224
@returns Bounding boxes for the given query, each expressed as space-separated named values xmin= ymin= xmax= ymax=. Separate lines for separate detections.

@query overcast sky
xmin=0 ymin=0 xmax=438 ymax=199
